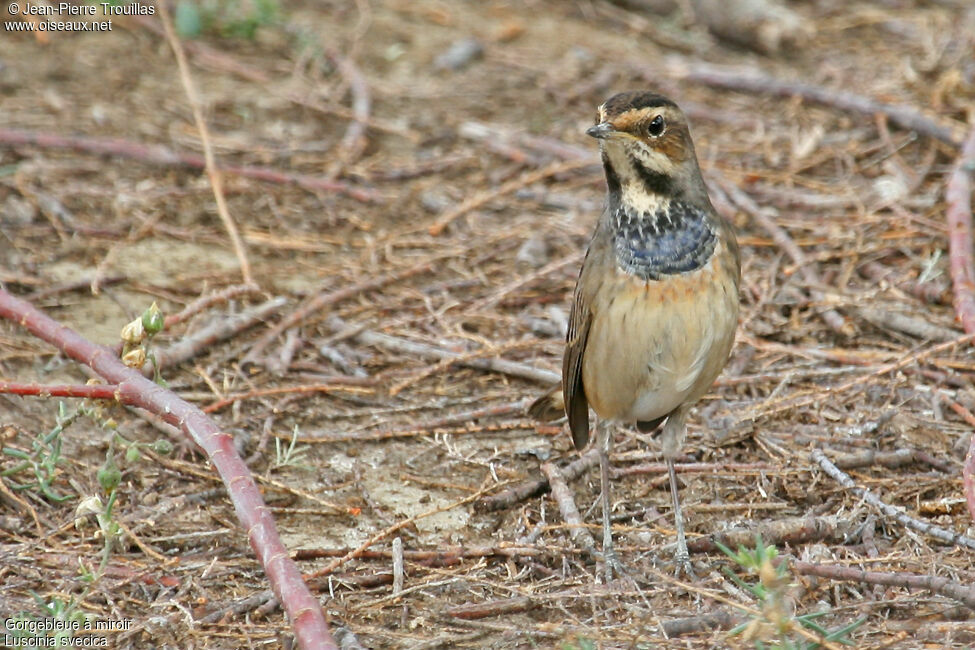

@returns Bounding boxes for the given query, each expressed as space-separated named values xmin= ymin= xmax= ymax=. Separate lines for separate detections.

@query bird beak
xmin=586 ymin=122 xmax=617 ymax=139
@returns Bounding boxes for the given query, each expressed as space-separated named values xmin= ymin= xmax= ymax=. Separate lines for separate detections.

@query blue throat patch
xmin=613 ymin=201 xmax=716 ymax=280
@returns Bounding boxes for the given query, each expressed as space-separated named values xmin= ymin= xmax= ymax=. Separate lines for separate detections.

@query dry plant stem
xmin=465 ymin=250 xmax=585 ymax=312
xmin=0 ymin=128 xmax=381 ymax=203
xmin=830 ymin=448 xmax=954 ymax=471
xmin=293 ymin=544 xmax=545 ymax=565
xmin=0 ymin=382 xmax=120 ymax=400
xmin=476 ymin=446 xmax=600 ymax=511
xmin=946 ymin=124 xmax=975 ymax=522
xmin=204 ymin=382 xmax=374 ymax=414
xmin=428 ymin=159 xmax=595 ymax=236
xmin=685 ymin=515 xmax=855 ymax=554
xmin=325 ymin=50 xmax=370 ymax=174
xmin=791 ymin=560 xmax=975 ymax=610
xmin=648 ymin=569 xmax=844 ymax=650
xmin=741 ymin=333 xmax=975 ymax=421
xmin=152 ymin=297 xmax=288 ymax=374
xmin=446 ymin=597 xmax=535 ymax=620
xmin=660 ymin=610 xmax=739 ymax=637
xmin=331 ymin=318 xmax=560 ymax=385
xmin=613 ymin=461 xmax=775 ymax=478
xmin=811 ymin=449 xmax=975 ymax=551
xmin=158 ymin=2 xmax=252 ymax=286
xmin=946 ymin=124 xmax=975 ymax=336
xmin=306 ymin=485 xmax=499 ymax=579
xmin=243 ymin=259 xmax=438 ymax=369
xmin=858 ymin=261 xmax=949 ymax=305
xmin=164 ymin=283 xmax=262 ymax=329
xmin=0 ymin=289 xmax=336 ymax=650
xmin=718 ymin=176 xmax=850 ymax=335
xmin=391 ymin=537 xmax=404 ymax=596
xmin=662 ymin=62 xmax=961 ymax=146
xmin=855 ymin=307 xmax=961 ymax=342
xmin=540 ymin=461 xmax=600 ymax=560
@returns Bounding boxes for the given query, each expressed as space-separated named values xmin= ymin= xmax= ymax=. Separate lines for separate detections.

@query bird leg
xmin=660 ymin=405 xmax=695 ymax=576
xmin=597 ymin=418 xmax=621 ymax=582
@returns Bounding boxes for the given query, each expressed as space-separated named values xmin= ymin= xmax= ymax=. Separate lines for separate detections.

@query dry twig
xmin=0 ymin=289 xmax=336 ymax=649
xmin=811 ymin=449 xmax=975 ymax=551
xmin=660 ymin=61 xmax=962 ymax=146
xmin=791 ymin=560 xmax=975 ymax=610
xmin=158 ymin=2 xmax=251 ymax=285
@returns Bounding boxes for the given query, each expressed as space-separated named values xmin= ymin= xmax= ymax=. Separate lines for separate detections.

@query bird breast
xmin=581 ymin=238 xmax=739 ymax=424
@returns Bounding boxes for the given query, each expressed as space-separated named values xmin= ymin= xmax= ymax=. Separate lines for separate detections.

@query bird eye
xmin=647 ymin=115 xmax=665 ymax=137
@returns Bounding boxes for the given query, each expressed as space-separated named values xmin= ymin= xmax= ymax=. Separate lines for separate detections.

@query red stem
xmin=0 ymin=289 xmax=336 ymax=650
xmin=0 ymin=382 xmax=121 ymax=400
xmin=0 ymin=127 xmax=381 ymax=204
xmin=947 ymin=123 xmax=975 ymax=524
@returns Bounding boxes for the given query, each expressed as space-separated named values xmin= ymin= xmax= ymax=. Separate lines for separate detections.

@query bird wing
xmin=563 ymin=245 xmax=599 ymax=450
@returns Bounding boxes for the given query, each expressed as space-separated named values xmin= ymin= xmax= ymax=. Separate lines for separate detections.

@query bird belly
xmin=581 ymin=251 xmax=738 ymax=423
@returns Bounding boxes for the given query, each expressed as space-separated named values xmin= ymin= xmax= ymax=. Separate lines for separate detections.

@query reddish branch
xmin=947 ymin=125 xmax=975 ymax=336
xmin=946 ymin=123 xmax=975 ymax=523
xmin=476 ymin=446 xmax=600 ymax=512
xmin=0 ymin=382 xmax=120 ymax=400
xmin=791 ymin=560 xmax=975 ymax=610
xmin=0 ymin=289 xmax=336 ymax=650
xmin=661 ymin=62 xmax=961 ymax=147
xmin=0 ymin=128 xmax=382 ymax=204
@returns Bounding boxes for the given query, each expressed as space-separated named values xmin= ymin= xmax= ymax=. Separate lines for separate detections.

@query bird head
xmin=588 ymin=91 xmax=707 ymax=208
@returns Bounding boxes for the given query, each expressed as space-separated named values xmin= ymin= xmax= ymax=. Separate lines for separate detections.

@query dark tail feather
xmin=527 ymin=387 xmax=564 ymax=422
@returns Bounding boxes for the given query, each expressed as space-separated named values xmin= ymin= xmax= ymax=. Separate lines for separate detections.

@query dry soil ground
xmin=2 ymin=0 xmax=975 ymax=648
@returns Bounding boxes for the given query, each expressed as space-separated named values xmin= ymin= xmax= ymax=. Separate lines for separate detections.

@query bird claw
xmin=673 ymin=551 xmax=697 ymax=580
xmin=599 ymin=548 xmax=627 ymax=583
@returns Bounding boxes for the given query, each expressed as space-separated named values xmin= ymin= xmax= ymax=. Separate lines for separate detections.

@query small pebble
xmin=434 ymin=38 xmax=484 ymax=71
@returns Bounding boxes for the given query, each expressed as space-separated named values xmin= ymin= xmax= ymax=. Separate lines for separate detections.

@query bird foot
xmin=597 ymin=547 xmax=630 ymax=584
xmin=673 ymin=550 xmax=698 ymax=580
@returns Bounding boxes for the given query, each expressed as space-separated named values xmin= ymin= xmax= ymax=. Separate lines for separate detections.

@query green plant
xmin=175 ymin=0 xmax=281 ymax=40
xmin=120 ymin=302 xmax=166 ymax=385
xmin=2 ymin=401 xmax=78 ymax=502
xmin=271 ymin=425 xmax=311 ymax=471
xmin=717 ymin=537 xmax=865 ymax=649
xmin=5 ymin=594 xmax=91 ymax=648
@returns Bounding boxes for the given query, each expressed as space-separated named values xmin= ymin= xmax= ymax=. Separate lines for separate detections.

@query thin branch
xmin=791 ymin=560 xmax=975 ymax=610
xmin=158 ymin=1 xmax=252 ymax=286
xmin=715 ymin=175 xmax=851 ymax=335
xmin=660 ymin=61 xmax=962 ymax=146
xmin=330 ymin=317 xmax=560 ymax=386
xmin=0 ymin=128 xmax=382 ymax=203
xmin=946 ymin=122 xmax=975 ymax=336
xmin=811 ymin=449 xmax=975 ymax=551
xmin=428 ymin=159 xmax=595 ymax=236
xmin=242 ymin=259 xmax=439 ymax=370
xmin=476 ymin=447 xmax=600 ymax=512
xmin=0 ymin=382 xmax=120 ymax=400
xmin=0 ymin=289 xmax=336 ymax=650
xmin=540 ymin=461 xmax=599 ymax=560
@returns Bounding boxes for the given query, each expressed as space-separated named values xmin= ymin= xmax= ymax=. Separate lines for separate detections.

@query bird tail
xmin=527 ymin=387 xmax=564 ymax=422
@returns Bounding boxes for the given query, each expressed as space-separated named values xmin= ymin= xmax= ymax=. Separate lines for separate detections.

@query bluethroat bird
xmin=531 ymin=91 xmax=741 ymax=576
